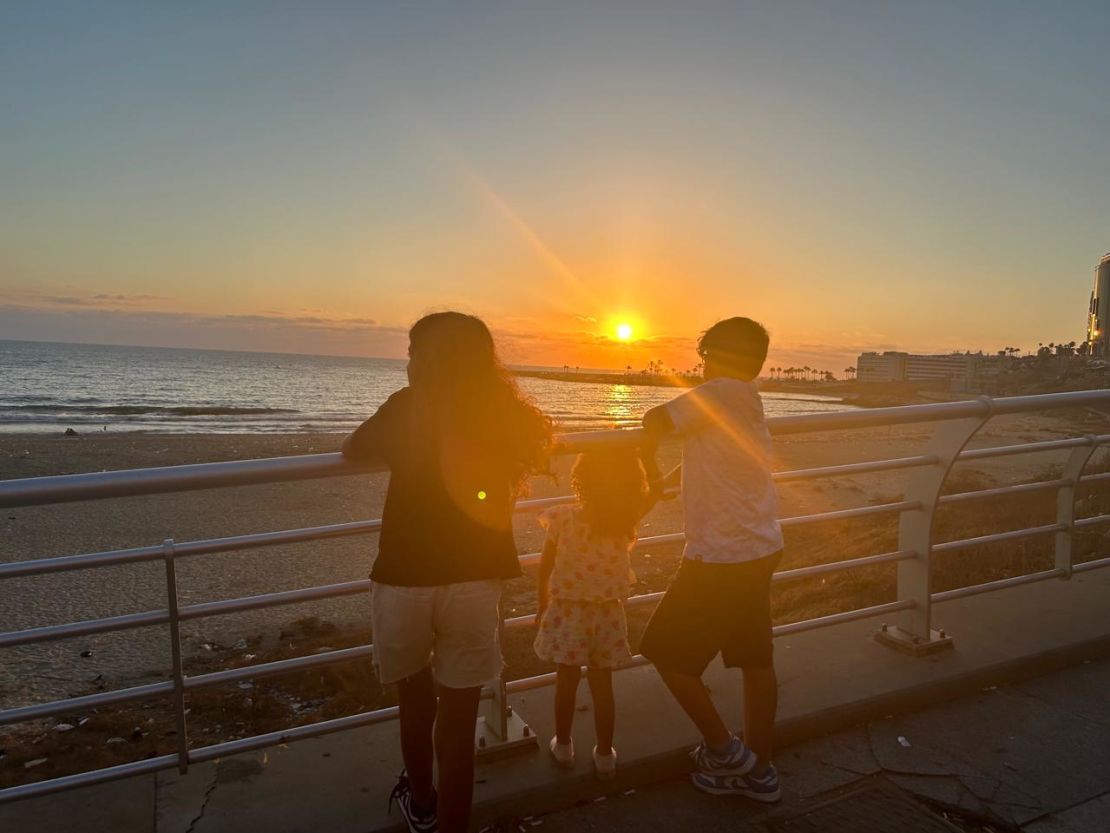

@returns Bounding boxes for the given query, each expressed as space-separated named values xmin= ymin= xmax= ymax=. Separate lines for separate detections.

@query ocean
xmin=0 ymin=339 xmax=855 ymax=434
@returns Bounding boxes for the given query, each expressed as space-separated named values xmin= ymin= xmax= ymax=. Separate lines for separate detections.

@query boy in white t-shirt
xmin=640 ymin=317 xmax=784 ymax=803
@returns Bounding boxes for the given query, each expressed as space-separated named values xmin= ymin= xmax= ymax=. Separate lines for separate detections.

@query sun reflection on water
xmin=604 ymin=384 xmax=634 ymax=425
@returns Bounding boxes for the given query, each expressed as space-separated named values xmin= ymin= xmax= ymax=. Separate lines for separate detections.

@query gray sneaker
xmin=690 ymin=735 xmax=757 ymax=776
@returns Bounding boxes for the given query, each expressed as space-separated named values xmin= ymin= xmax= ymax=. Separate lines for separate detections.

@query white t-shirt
xmin=664 ymin=377 xmax=783 ymax=563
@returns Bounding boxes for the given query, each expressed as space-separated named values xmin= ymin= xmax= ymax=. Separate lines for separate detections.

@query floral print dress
xmin=533 ymin=504 xmax=636 ymax=668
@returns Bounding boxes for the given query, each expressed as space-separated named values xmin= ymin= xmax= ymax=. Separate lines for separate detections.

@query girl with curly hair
xmin=534 ymin=444 xmax=662 ymax=779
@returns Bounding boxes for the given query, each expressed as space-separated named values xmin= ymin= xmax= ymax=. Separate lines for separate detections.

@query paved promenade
xmin=519 ymin=654 xmax=1110 ymax=832
xmin=3 ymin=569 xmax=1108 ymax=833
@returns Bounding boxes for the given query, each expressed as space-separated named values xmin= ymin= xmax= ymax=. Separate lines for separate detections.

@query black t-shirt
xmin=345 ymin=387 xmax=523 ymax=586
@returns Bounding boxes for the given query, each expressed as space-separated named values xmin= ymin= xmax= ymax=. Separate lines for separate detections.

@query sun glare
xmin=616 ymin=323 xmax=633 ymax=341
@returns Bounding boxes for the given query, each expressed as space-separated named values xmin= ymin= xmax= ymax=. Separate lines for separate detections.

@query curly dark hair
xmin=570 ymin=449 xmax=649 ymax=540
xmin=407 ymin=311 xmax=551 ymax=494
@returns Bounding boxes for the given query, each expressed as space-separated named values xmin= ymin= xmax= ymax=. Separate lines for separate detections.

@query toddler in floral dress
xmin=534 ymin=445 xmax=661 ymax=778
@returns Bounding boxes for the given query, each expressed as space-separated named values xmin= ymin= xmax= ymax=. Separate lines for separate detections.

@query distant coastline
xmin=511 ymin=369 xmax=1037 ymax=409
xmin=512 ymin=368 xmax=700 ymax=388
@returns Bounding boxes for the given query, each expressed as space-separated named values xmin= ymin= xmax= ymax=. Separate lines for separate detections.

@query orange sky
xmin=3 ymin=5 xmax=1108 ymax=372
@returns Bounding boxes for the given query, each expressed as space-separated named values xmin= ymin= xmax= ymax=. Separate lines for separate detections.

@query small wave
xmin=0 ymin=405 xmax=300 ymax=416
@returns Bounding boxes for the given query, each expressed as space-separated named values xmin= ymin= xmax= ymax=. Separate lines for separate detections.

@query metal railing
xmin=3 ymin=390 xmax=1110 ymax=802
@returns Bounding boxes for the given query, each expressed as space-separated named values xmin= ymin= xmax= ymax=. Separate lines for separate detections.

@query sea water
xmin=0 ymin=339 xmax=855 ymax=433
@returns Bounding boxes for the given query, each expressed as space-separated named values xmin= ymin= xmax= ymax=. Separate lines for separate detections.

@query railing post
xmin=163 ymin=538 xmax=190 ymax=774
xmin=1056 ymin=436 xmax=1102 ymax=579
xmin=475 ymin=598 xmax=536 ymax=758
xmin=877 ymin=400 xmax=991 ymax=655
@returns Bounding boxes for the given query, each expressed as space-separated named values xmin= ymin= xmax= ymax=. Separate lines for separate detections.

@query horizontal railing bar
xmin=180 ymin=581 xmax=371 ymax=621
xmin=772 ymin=600 xmax=913 ymax=636
xmin=0 ymin=580 xmax=373 ymax=648
xmin=0 ymin=520 xmax=384 ymax=580
xmin=503 ymin=590 xmax=666 ymax=630
xmin=506 ymin=655 xmax=653 ymax=694
xmin=184 ymin=644 xmax=373 ymax=690
xmin=0 ymin=681 xmax=175 ymax=727
xmin=773 ymin=455 xmax=937 ymax=482
xmin=0 ymin=753 xmax=179 ymax=803
xmin=1075 ymin=514 xmax=1110 ymax=528
xmin=938 ymin=479 xmax=1071 ymax=505
xmin=959 ymin=434 xmax=1110 ymax=461
xmin=0 ymin=609 xmax=169 ymax=648
xmin=1073 ymin=555 xmax=1110 ymax=572
xmin=1079 ymin=471 xmax=1110 ymax=485
xmin=4 ymin=392 xmax=1110 ymax=510
xmin=188 ymin=706 xmax=400 ymax=764
xmin=931 ymin=523 xmax=1066 ymax=553
xmin=0 ymin=543 xmax=166 ymax=579
xmin=768 ymin=390 xmax=1110 ymax=435
xmin=519 ymin=531 xmax=685 ymax=567
xmin=931 ymin=568 xmax=1066 ymax=603
xmin=780 ymin=500 xmax=919 ymax=526
xmin=2 ymin=489 xmax=671 ymax=581
xmin=773 ymin=550 xmax=914 ymax=581
xmin=505 ymin=669 xmax=559 ymax=693
xmin=0 ymin=453 xmax=386 ymax=509
xmin=0 ymin=707 xmax=404 ymax=804
xmin=507 ymin=550 xmax=914 ymax=628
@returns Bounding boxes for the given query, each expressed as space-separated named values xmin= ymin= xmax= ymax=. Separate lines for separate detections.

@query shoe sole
xmin=690 ymin=774 xmax=781 ymax=803
xmin=549 ymin=748 xmax=575 ymax=769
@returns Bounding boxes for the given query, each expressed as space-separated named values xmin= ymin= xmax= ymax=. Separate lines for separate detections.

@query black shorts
xmin=640 ymin=552 xmax=781 ymax=676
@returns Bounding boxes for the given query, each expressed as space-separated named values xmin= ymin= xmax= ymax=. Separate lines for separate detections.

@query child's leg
xmin=396 ymin=666 xmax=437 ymax=808
xmin=554 ymin=663 xmax=582 ymax=743
xmin=742 ymin=663 xmax=777 ymax=769
xmin=656 ymin=667 xmax=732 ymax=751
xmin=434 ymin=683 xmax=483 ymax=833
xmin=586 ymin=667 xmax=615 ymax=755
xmin=641 ymin=561 xmax=731 ymax=750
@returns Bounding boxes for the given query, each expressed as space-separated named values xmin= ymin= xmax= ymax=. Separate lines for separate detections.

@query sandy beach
xmin=4 ymin=404 xmax=1108 ymax=711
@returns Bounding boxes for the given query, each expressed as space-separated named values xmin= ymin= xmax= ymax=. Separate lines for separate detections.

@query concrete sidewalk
xmin=528 ymin=655 xmax=1110 ymax=832
xmin=3 ymin=568 xmax=1108 ymax=833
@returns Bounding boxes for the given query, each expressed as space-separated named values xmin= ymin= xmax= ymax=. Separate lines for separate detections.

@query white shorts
xmin=370 ymin=579 xmax=503 ymax=689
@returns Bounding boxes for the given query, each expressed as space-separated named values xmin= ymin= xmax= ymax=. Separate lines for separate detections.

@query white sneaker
xmin=549 ymin=736 xmax=574 ymax=768
xmin=592 ymin=746 xmax=617 ymax=780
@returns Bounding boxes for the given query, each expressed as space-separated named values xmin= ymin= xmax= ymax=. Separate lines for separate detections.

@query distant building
xmin=1086 ymin=253 xmax=1110 ymax=357
xmin=905 ymin=354 xmax=978 ymax=380
xmin=856 ymin=351 xmax=993 ymax=383
xmin=857 ymin=352 xmax=907 ymax=382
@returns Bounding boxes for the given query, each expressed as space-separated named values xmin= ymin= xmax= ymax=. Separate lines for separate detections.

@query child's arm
xmin=341 ymin=389 xmax=406 ymax=463
xmin=535 ymin=538 xmax=557 ymax=623
xmin=638 ymin=433 xmax=681 ymax=514
xmin=642 ymin=403 xmax=676 ymax=438
xmin=638 ymin=437 xmax=665 ymax=515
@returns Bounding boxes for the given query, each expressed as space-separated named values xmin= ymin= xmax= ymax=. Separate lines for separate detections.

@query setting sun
xmin=616 ymin=323 xmax=633 ymax=341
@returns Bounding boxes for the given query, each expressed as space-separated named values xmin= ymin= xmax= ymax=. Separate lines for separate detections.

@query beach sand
xmin=2 ymin=405 xmax=1108 ymax=710
xmin=5 ymin=406 xmax=1110 ymax=787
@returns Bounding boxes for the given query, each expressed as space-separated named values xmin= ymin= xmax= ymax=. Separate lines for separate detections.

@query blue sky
xmin=2 ymin=2 xmax=1108 ymax=369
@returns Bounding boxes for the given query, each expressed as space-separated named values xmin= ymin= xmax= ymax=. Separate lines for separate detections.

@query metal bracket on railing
xmin=163 ymin=538 xmax=190 ymax=774
xmin=876 ymin=405 xmax=991 ymax=656
xmin=475 ymin=601 xmax=536 ymax=758
xmin=1056 ymin=434 xmax=1105 ymax=580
